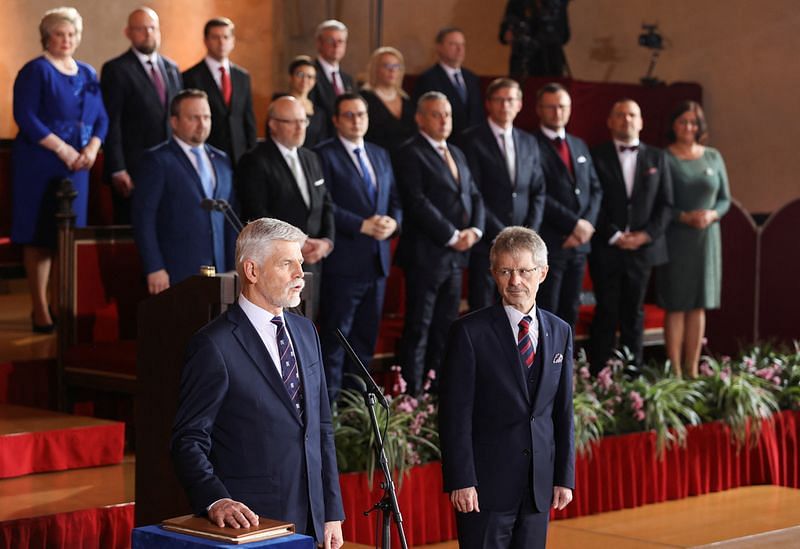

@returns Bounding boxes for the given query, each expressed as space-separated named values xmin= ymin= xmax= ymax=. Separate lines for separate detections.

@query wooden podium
xmin=135 ymin=273 xmax=239 ymax=526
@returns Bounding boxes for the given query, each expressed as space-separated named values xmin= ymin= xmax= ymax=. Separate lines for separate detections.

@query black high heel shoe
xmin=31 ymin=310 xmax=56 ymax=334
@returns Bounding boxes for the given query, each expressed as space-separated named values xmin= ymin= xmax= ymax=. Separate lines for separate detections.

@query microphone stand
xmin=335 ymin=329 xmax=408 ymax=549
xmin=200 ymin=198 xmax=244 ymax=234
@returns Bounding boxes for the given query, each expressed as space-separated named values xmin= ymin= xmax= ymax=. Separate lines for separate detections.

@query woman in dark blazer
xmin=360 ymin=47 xmax=416 ymax=154
xmin=12 ymin=7 xmax=107 ymax=332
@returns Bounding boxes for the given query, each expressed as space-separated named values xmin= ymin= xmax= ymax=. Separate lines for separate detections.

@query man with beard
xmin=171 ymin=217 xmax=345 ymax=548
xmin=101 ymin=7 xmax=182 ymax=223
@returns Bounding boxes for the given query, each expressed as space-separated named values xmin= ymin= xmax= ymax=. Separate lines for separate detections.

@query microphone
xmin=199 ymin=198 xmax=244 ymax=233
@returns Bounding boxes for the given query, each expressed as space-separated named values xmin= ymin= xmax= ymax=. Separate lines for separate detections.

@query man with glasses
xmin=461 ymin=78 xmax=546 ymax=311
xmin=311 ymin=19 xmax=354 ymax=139
xmin=534 ymin=82 xmax=602 ymax=330
xmin=439 ymin=226 xmax=574 ymax=549
xmin=313 ymin=93 xmax=402 ymax=403
xmin=236 ymin=96 xmax=335 ymax=313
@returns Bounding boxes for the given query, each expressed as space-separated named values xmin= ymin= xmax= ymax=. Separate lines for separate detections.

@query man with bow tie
xmin=439 ymin=226 xmax=575 ymax=549
xmin=534 ymin=82 xmax=602 ymax=330
xmin=588 ymin=99 xmax=673 ymax=372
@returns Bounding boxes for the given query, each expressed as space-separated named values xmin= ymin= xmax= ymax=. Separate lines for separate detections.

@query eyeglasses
xmin=294 ymin=71 xmax=316 ymax=80
xmin=339 ymin=111 xmax=368 ymax=121
xmin=494 ymin=267 xmax=540 ymax=279
xmin=381 ymin=63 xmax=402 ymax=71
xmin=272 ymin=118 xmax=310 ymax=127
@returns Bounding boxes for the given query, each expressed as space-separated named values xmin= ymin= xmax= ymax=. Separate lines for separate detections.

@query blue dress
xmin=11 ymin=56 xmax=108 ymax=246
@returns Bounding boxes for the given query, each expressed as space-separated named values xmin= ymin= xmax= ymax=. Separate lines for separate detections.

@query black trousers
xmin=468 ymin=249 xmax=499 ymax=312
xmin=456 ymin=488 xmax=549 ymax=549
xmin=400 ymin=265 xmax=462 ymax=395
xmin=537 ymin=250 xmax=586 ymax=329
xmin=588 ymin=253 xmax=651 ymax=374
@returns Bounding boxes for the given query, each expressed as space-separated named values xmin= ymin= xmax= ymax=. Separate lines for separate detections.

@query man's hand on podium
xmin=208 ymin=498 xmax=260 ymax=529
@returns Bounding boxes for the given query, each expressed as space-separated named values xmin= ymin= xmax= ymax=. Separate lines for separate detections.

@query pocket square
xmin=576 ymin=156 xmax=587 ymax=164
xmin=553 ymin=353 xmax=564 ymax=364
xmin=646 ymin=167 xmax=658 ymax=175
xmin=313 ymin=178 xmax=325 ymax=186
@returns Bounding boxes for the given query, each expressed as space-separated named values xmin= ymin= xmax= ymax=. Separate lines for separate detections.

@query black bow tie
xmin=618 ymin=144 xmax=639 ymax=153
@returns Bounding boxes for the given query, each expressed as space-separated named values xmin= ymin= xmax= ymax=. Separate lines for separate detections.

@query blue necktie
xmin=353 ymin=147 xmax=376 ymax=205
xmin=190 ymin=147 xmax=214 ymax=198
xmin=453 ymin=71 xmax=467 ymax=104
xmin=191 ymin=146 xmax=225 ymax=271
xmin=271 ymin=316 xmax=304 ymax=420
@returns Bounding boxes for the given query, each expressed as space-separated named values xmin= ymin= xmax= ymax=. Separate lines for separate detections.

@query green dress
xmin=656 ymin=147 xmax=731 ymax=311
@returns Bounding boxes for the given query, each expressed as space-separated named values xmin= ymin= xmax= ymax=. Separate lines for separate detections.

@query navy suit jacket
xmin=171 ymin=303 xmax=345 ymax=541
xmin=439 ymin=304 xmax=575 ymax=513
xmin=395 ymin=133 xmax=485 ymax=270
xmin=412 ymin=64 xmax=483 ymax=138
xmin=314 ymin=138 xmax=402 ymax=278
xmin=461 ymin=122 xmax=545 ymax=249
xmin=101 ymin=49 xmax=183 ymax=177
xmin=131 ymin=139 xmax=235 ymax=284
xmin=182 ymin=60 xmax=257 ymax=165
xmin=535 ymin=131 xmax=603 ymax=255
xmin=590 ymin=141 xmax=674 ymax=267
xmin=236 ymin=139 xmax=335 ymax=242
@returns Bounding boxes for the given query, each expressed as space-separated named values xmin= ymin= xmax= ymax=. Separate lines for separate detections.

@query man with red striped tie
xmin=439 ymin=226 xmax=575 ymax=549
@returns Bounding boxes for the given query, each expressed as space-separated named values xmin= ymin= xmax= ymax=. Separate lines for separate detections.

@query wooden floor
xmin=0 ymin=286 xmax=798 ymax=546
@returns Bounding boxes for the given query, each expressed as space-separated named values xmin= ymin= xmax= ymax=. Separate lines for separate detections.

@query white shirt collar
xmin=204 ymin=55 xmax=231 ymax=74
xmin=488 ymin=117 xmax=513 ymax=140
xmin=613 ymin=138 xmax=641 ymax=150
xmin=420 ymin=130 xmax=447 ymax=152
xmin=272 ymin=137 xmax=297 ymax=158
xmin=174 ymin=136 xmax=201 ymax=154
xmin=317 ymin=57 xmax=339 ymax=80
xmin=438 ymin=62 xmax=462 ymax=79
xmin=238 ymin=293 xmax=283 ymax=325
xmin=132 ymin=48 xmax=158 ymax=67
xmin=540 ymin=125 xmax=566 ymax=140
xmin=338 ymin=135 xmax=365 ymax=152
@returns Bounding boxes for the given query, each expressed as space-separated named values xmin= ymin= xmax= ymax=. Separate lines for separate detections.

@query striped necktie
xmin=271 ymin=316 xmax=304 ymax=419
xmin=518 ymin=315 xmax=535 ymax=369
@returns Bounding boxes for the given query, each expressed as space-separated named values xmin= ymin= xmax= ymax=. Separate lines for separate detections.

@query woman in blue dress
xmin=12 ymin=7 xmax=108 ymax=332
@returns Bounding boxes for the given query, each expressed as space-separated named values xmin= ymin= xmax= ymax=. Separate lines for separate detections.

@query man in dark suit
xmin=171 ymin=217 xmax=344 ymax=547
xmin=534 ymin=82 xmax=602 ymax=329
xmin=461 ymin=77 xmax=546 ymax=311
xmin=236 ymin=96 xmax=335 ymax=313
xmin=131 ymin=90 xmax=235 ymax=295
xmin=396 ymin=91 xmax=485 ymax=395
xmin=412 ymin=27 xmax=483 ymax=140
xmin=440 ymin=226 xmax=574 ymax=548
xmin=101 ymin=7 xmax=182 ymax=223
xmin=589 ymin=99 xmax=673 ymax=372
xmin=314 ymin=93 xmax=402 ymax=404
xmin=310 ymin=19 xmax=354 ymax=139
xmin=182 ymin=17 xmax=257 ymax=166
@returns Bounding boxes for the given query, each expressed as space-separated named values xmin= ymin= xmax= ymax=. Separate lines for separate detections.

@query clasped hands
xmin=680 ymin=209 xmax=717 ymax=229
xmin=450 ymin=486 xmax=573 ymax=513
xmin=361 ymin=215 xmax=397 ymax=241
xmin=451 ymin=228 xmax=480 ymax=251
xmin=56 ymin=139 xmax=100 ymax=172
xmin=302 ymin=238 xmax=333 ymax=264
xmin=614 ymin=231 xmax=651 ymax=251
xmin=562 ymin=218 xmax=594 ymax=249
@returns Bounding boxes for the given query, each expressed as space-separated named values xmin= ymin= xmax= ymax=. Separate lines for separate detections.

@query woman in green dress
xmin=656 ymin=101 xmax=730 ymax=378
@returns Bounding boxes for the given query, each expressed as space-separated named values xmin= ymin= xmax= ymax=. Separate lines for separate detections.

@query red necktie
xmin=220 ymin=66 xmax=232 ymax=107
xmin=148 ymin=60 xmax=166 ymax=107
xmin=518 ymin=316 xmax=535 ymax=369
xmin=553 ymin=137 xmax=574 ymax=177
xmin=331 ymin=71 xmax=343 ymax=96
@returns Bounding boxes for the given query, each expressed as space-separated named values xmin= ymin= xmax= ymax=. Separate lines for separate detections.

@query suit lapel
xmin=267 ymin=140 xmax=310 ymax=212
xmin=489 ymin=304 xmax=531 ymax=404
xmin=207 ymin=146 xmax=228 ymax=199
xmin=228 ymin=305 xmax=301 ymax=422
xmin=297 ymin=150 xmax=315 ymax=213
xmin=630 ymin=143 xmax=649 ymax=205
xmin=363 ymin=144 xmax=382 ymax=207
xmin=199 ymin=62 xmax=228 ymax=113
xmin=336 ymin=139 xmax=374 ymax=206
xmin=530 ymin=307 xmax=552 ymax=409
xmin=167 ymin=140 xmax=206 ymax=198
xmin=539 ymin=132 xmax=572 ymax=182
xmin=126 ymin=50 xmax=164 ymax=113
xmin=604 ymin=142 xmax=628 ymax=202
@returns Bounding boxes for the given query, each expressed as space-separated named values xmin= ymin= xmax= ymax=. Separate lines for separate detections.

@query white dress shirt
xmin=238 ymin=293 xmax=294 ymax=378
xmin=439 ymin=62 xmax=465 ymax=91
xmin=503 ymin=303 xmax=539 ymax=352
xmin=273 ymin=138 xmax=311 ymax=208
xmin=338 ymin=136 xmax=376 ymax=187
xmin=317 ymin=57 xmax=340 ymax=86
xmin=608 ymin=138 xmax=640 ymax=244
xmin=540 ymin=125 xmax=566 ymax=141
xmin=203 ymin=56 xmax=232 ymax=90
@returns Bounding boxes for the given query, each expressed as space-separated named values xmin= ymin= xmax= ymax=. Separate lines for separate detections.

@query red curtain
xmin=339 ymin=411 xmax=800 ymax=544
xmin=0 ymin=504 xmax=133 ymax=549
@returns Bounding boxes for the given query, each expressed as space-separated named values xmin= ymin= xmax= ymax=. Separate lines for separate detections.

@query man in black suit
xmin=412 ymin=27 xmax=483 ymax=140
xmin=534 ymin=82 xmax=602 ymax=329
xmin=461 ymin=77 xmax=545 ymax=311
xmin=589 ymin=99 xmax=673 ymax=372
xmin=182 ymin=17 xmax=257 ymax=166
xmin=314 ymin=93 xmax=402 ymax=404
xmin=236 ymin=96 xmax=335 ymax=314
xmin=310 ymin=19 xmax=354 ymax=139
xmin=101 ymin=7 xmax=182 ymax=223
xmin=396 ymin=91 xmax=485 ymax=394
